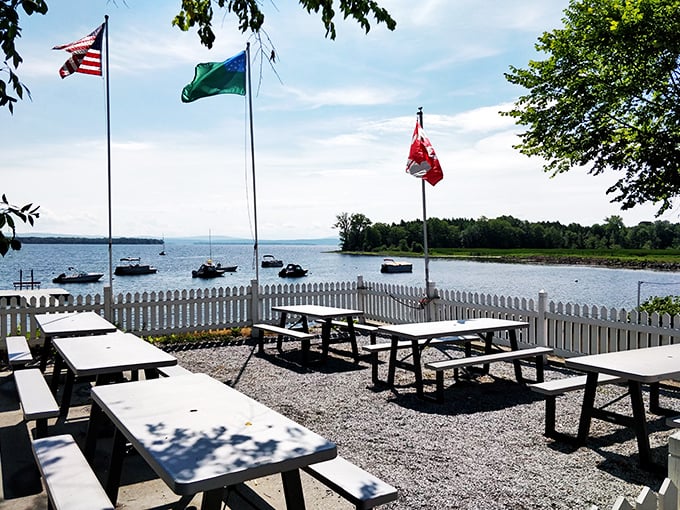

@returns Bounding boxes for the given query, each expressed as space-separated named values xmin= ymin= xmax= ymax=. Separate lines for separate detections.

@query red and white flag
xmin=405 ymin=121 xmax=443 ymax=186
xmin=53 ymin=24 xmax=104 ymax=78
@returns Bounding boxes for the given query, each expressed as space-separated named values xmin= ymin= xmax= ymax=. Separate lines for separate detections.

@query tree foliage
xmin=1 ymin=1 xmax=395 ymax=113
xmin=503 ymin=0 xmax=680 ymax=216
xmin=336 ymin=212 xmax=680 ymax=252
xmin=0 ymin=194 xmax=40 ymax=256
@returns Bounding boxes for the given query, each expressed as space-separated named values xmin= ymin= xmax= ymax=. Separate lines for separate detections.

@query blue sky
xmin=4 ymin=0 xmax=675 ymax=241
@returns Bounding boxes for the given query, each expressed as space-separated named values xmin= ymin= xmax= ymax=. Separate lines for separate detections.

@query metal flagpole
xmin=417 ymin=107 xmax=432 ymax=320
xmin=104 ymin=15 xmax=113 ymax=290
xmin=246 ymin=43 xmax=259 ymax=287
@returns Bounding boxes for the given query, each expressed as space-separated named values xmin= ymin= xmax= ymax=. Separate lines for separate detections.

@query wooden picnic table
xmin=35 ymin=311 xmax=117 ymax=372
xmin=271 ymin=304 xmax=365 ymax=363
xmin=51 ymin=331 xmax=177 ymax=415
xmin=376 ymin=318 xmax=535 ymax=400
xmin=565 ymin=343 xmax=680 ymax=469
xmin=86 ymin=373 xmax=337 ymax=509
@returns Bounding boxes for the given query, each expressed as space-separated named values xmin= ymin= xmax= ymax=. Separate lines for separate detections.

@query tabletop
xmin=34 ymin=311 xmax=117 ymax=337
xmin=90 ymin=373 xmax=337 ymax=495
xmin=53 ymin=331 xmax=176 ymax=377
xmin=565 ymin=343 xmax=680 ymax=383
xmin=272 ymin=304 xmax=364 ymax=319
xmin=378 ymin=318 xmax=530 ymax=340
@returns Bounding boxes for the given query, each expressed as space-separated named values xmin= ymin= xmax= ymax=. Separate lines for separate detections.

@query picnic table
xmin=565 ymin=343 xmax=680 ymax=469
xmin=375 ymin=318 xmax=546 ymax=400
xmin=51 ymin=331 xmax=177 ymax=414
xmin=35 ymin=311 xmax=117 ymax=372
xmin=269 ymin=304 xmax=365 ymax=363
xmin=86 ymin=373 xmax=337 ymax=509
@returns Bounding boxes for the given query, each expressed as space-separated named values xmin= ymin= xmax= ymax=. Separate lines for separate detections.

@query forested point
xmin=18 ymin=237 xmax=162 ymax=245
xmin=335 ymin=215 xmax=680 ymax=252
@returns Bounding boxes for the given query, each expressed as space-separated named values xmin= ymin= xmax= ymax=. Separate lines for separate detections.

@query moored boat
xmin=52 ymin=267 xmax=104 ymax=284
xmin=380 ymin=258 xmax=413 ymax=274
xmin=278 ymin=263 xmax=308 ymax=278
xmin=192 ymin=260 xmax=237 ymax=278
xmin=261 ymin=254 xmax=284 ymax=268
xmin=114 ymin=257 xmax=158 ymax=276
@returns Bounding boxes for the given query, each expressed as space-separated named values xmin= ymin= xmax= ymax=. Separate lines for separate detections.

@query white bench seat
xmin=529 ymin=373 xmax=624 ymax=438
xmin=329 ymin=320 xmax=379 ymax=344
xmin=156 ymin=364 xmax=193 ymax=377
xmin=32 ymin=434 xmax=114 ymax=510
xmin=14 ymin=368 xmax=60 ymax=438
xmin=424 ymin=346 xmax=554 ymax=403
xmin=363 ymin=335 xmax=478 ymax=386
xmin=303 ymin=456 xmax=398 ymax=510
xmin=253 ymin=323 xmax=317 ymax=363
xmin=6 ymin=335 xmax=33 ymax=368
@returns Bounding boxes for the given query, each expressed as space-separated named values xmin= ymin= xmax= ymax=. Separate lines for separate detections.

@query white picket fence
xmin=2 ymin=276 xmax=680 ymax=357
xmin=593 ymin=432 xmax=680 ymax=509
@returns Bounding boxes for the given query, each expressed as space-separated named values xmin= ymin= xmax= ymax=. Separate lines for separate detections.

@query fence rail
xmin=3 ymin=276 xmax=680 ymax=357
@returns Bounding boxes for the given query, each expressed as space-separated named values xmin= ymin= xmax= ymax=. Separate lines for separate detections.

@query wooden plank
xmin=424 ymin=346 xmax=553 ymax=372
xmin=529 ymin=374 xmax=623 ymax=396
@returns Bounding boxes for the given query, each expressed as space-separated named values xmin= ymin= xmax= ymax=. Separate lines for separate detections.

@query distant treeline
xmin=18 ymin=237 xmax=162 ymax=245
xmin=338 ymin=214 xmax=680 ymax=252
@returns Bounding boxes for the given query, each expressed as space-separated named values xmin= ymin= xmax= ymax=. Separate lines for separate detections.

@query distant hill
xmin=17 ymin=235 xmax=339 ymax=246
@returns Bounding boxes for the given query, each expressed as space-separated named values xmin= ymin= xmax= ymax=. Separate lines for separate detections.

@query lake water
xmin=1 ymin=242 xmax=680 ymax=310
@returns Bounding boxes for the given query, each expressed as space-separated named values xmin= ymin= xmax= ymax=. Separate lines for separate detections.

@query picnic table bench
xmin=424 ymin=346 xmax=553 ymax=403
xmin=252 ymin=323 xmax=317 ymax=364
xmin=14 ymin=368 xmax=60 ymax=438
xmin=6 ymin=335 xmax=33 ymax=369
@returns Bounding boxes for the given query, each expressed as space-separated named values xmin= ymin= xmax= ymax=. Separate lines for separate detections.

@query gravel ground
xmin=163 ymin=334 xmax=677 ymax=510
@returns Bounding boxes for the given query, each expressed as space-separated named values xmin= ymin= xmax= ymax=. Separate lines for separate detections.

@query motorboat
xmin=52 ymin=267 xmax=104 ymax=284
xmin=278 ymin=263 xmax=308 ymax=278
xmin=261 ymin=254 xmax=284 ymax=268
xmin=192 ymin=259 xmax=237 ymax=278
xmin=114 ymin=257 xmax=158 ymax=276
xmin=380 ymin=258 xmax=413 ymax=274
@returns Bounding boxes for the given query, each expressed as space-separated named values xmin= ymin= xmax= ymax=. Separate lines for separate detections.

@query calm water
xmin=2 ymin=242 xmax=680 ymax=310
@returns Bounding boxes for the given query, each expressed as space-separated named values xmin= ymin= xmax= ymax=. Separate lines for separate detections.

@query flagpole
xmin=246 ymin=43 xmax=260 ymax=289
xmin=417 ymin=107 xmax=432 ymax=321
xmin=104 ymin=15 xmax=113 ymax=291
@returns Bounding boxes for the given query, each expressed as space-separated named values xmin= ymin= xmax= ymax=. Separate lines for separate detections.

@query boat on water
xmin=192 ymin=260 xmax=237 ymax=278
xmin=261 ymin=254 xmax=284 ymax=268
xmin=278 ymin=263 xmax=308 ymax=278
xmin=114 ymin=257 xmax=158 ymax=276
xmin=52 ymin=267 xmax=104 ymax=284
xmin=380 ymin=258 xmax=413 ymax=274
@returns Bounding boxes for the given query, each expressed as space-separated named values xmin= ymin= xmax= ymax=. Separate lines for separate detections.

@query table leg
xmin=345 ymin=316 xmax=359 ymax=363
xmin=281 ymin=469 xmax=306 ymax=509
xmin=201 ymin=488 xmax=226 ymax=510
xmin=59 ymin=369 xmax=75 ymax=417
xmin=84 ymin=401 xmax=103 ymax=461
xmin=576 ymin=372 xmax=599 ymax=445
xmin=49 ymin=353 xmax=63 ymax=394
xmin=105 ymin=427 xmax=127 ymax=505
xmin=387 ymin=336 xmax=398 ymax=387
xmin=481 ymin=332 xmax=493 ymax=375
xmin=412 ymin=338 xmax=424 ymax=399
xmin=508 ymin=329 xmax=524 ymax=383
xmin=277 ymin=313 xmax=288 ymax=352
xmin=39 ymin=335 xmax=53 ymax=373
xmin=320 ymin=319 xmax=331 ymax=360
xmin=628 ymin=380 xmax=652 ymax=468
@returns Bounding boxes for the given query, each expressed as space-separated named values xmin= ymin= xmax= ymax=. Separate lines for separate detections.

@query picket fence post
xmin=537 ymin=290 xmax=547 ymax=347
xmin=250 ymin=279 xmax=259 ymax=324
xmin=103 ymin=285 xmax=113 ymax=322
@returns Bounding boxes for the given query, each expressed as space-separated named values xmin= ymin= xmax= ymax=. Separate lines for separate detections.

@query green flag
xmin=181 ymin=51 xmax=246 ymax=103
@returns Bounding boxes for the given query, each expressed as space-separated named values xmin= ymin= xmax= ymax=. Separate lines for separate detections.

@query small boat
xmin=114 ymin=257 xmax=158 ymax=276
xmin=261 ymin=254 xmax=284 ymax=268
xmin=380 ymin=258 xmax=413 ymax=274
xmin=192 ymin=259 xmax=237 ymax=278
xmin=52 ymin=267 xmax=104 ymax=284
xmin=278 ymin=263 xmax=308 ymax=278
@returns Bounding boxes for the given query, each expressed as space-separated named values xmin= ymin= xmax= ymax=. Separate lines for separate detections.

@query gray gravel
xmin=167 ymin=335 xmax=675 ymax=510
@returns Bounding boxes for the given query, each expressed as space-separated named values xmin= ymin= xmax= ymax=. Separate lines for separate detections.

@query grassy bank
xmin=343 ymin=248 xmax=680 ymax=271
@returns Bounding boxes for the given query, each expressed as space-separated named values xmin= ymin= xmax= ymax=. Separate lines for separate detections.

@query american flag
xmin=53 ymin=24 xmax=104 ymax=78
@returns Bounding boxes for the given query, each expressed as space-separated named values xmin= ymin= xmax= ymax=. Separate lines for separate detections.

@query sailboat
xmin=192 ymin=230 xmax=237 ymax=278
xmin=159 ymin=235 xmax=166 ymax=256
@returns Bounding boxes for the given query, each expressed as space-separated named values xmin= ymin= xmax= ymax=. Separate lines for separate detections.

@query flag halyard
xmin=53 ymin=24 xmax=105 ymax=78
xmin=405 ymin=121 xmax=444 ymax=186
xmin=181 ymin=51 xmax=247 ymax=103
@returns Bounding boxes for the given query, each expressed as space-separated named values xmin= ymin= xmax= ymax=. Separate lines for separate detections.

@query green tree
xmin=0 ymin=194 xmax=40 ymax=256
xmin=504 ymin=0 xmax=680 ymax=216
xmin=1 ymin=1 xmax=395 ymax=113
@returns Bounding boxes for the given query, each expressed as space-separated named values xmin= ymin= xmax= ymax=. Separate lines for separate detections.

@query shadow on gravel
xmin=386 ymin=376 xmax=545 ymax=416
